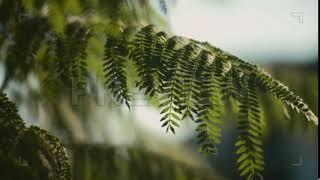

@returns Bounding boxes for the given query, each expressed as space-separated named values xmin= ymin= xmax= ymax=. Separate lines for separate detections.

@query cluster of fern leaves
xmin=0 ymin=91 xmax=70 ymax=180
xmin=0 ymin=1 xmax=318 ymax=179
xmin=102 ymin=26 xmax=318 ymax=179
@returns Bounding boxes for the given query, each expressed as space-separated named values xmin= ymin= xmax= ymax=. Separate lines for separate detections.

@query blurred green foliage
xmin=0 ymin=91 xmax=70 ymax=180
xmin=71 ymin=143 xmax=227 ymax=180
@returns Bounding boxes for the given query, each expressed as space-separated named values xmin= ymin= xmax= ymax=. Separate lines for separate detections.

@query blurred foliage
xmin=0 ymin=91 xmax=70 ymax=180
xmin=71 ymin=143 xmax=227 ymax=180
xmin=0 ymin=0 xmax=168 ymax=143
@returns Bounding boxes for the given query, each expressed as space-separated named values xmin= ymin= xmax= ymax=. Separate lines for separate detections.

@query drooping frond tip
xmin=200 ymin=43 xmax=318 ymax=126
xmin=253 ymin=69 xmax=318 ymax=126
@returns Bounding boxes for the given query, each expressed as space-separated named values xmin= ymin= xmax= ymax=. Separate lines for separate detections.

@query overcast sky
xmin=168 ymin=0 xmax=318 ymax=63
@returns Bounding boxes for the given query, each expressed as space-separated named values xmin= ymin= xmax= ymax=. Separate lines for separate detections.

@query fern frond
xmin=53 ymin=22 xmax=89 ymax=88
xmin=103 ymin=34 xmax=131 ymax=109
xmin=235 ymin=75 xmax=264 ymax=180
xmin=253 ymin=70 xmax=318 ymax=125
xmin=195 ymin=54 xmax=223 ymax=155
xmin=157 ymin=36 xmax=180 ymax=88
xmin=158 ymin=41 xmax=185 ymax=134
xmin=70 ymin=26 xmax=90 ymax=90
xmin=3 ymin=16 xmax=49 ymax=87
xmin=152 ymin=31 xmax=167 ymax=90
xmin=178 ymin=43 xmax=200 ymax=121
xmin=203 ymin=43 xmax=318 ymax=125
xmin=229 ymin=54 xmax=318 ymax=125
xmin=221 ymin=66 xmax=242 ymax=101
xmin=129 ymin=25 xmax=164 ymax=97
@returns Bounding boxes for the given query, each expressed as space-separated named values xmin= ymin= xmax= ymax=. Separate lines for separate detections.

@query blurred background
xmin=0 ymin=0 xmax=318 ymax=179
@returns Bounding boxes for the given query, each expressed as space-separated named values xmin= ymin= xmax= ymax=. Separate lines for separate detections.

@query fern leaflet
xmin=195 ymin=54 xmax=224 ymax=155
xmin=103 ymin=34 xmax=131 ymax=109
xmin=235 ymin=75 xmax=264 ymax=180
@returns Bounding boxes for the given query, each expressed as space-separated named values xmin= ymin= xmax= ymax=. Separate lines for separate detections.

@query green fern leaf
xmin=3 ymin=16 xmax=49 ymax=87
xmin=253 ymin=70 xmax=318 ymax=125
xmin=220 ymin=66 xmax=242 ymax=101
xmin=53 ymin=22 xmax=89 ymax=88
xmin=195 ymin=53 xmax=224 ymax=155
xmin=103 ymin=34 xmax=131 ymax=109
xmin=158 ymin=40 xmax=185 ymax=134
xmin=203 ymin=42 xmax=318 ymax=125
xmin=178 ymin=43 xmax=200 ymax=121
xmin=71 ymin=28 xmax=90 ymax=90
xmin=129 ymin=25 xmax=165 ymax=97
xmin=235 ymin=75 xmax=264 ymax=180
